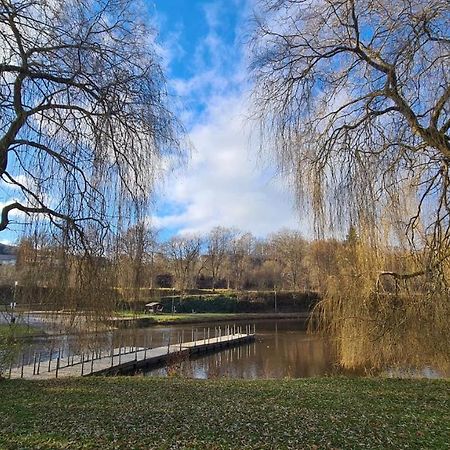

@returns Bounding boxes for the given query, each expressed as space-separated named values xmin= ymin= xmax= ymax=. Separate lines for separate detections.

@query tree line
xmin=8 ymin=223 xmax=414 ymax=298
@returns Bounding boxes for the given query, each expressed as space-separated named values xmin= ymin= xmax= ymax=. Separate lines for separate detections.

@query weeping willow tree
xmin=250 ymin=0 xmax=450 ymax=371
xmin=0 ymin=0 xmax=184 ymax=333
xmin=15 ymin=227 xmax=120 ymax=331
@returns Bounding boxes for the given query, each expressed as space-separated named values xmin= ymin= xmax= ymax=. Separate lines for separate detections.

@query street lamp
xmin=172 ymin=287 xmax=175 ymax=315
xmin=10 ymin=281 xmax=18 ymax=324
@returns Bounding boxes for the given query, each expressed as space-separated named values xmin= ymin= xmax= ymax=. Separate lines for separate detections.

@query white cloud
xmin=151 ymin=0 xmax=306 ymax=238
xmin=153 ymin=92 xmax=301 ymax=237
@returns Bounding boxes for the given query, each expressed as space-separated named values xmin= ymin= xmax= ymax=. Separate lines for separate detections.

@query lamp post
xmin=10 ymin=281 xmax=18 ymax=324
xmin=171 ymin=288 xmax=175 ymax=315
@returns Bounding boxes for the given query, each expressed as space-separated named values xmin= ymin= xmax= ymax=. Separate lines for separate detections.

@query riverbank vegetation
xmin=0 ymin=377 xmax=448 ymax=449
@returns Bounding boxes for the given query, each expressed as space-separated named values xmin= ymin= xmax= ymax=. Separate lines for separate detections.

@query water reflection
xmin=144 ymin=320 xmax=337 ymax=379
xmin=13 ymin=319 xmax=449 ymax=379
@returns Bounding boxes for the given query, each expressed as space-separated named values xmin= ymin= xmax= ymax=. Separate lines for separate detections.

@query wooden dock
xmin=9 ymin=326 xmax=256 ymax=380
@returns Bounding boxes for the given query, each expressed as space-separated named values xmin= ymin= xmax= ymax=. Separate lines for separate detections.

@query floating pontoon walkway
xmin=9 ymin=325 xmax=256 ymax=380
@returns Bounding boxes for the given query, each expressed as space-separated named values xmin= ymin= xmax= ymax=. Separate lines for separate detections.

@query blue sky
xmin=0 ymin=0 xmax=302 ymax=245
xmin=149 ymin=0 xmax=301 ymax=240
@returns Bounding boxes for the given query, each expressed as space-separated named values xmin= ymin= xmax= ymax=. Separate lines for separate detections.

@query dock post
xmin=144 ymin=334 xmax=147 ymax=360
xmin=56 ymin=356 xmax=60 ymax=378
xmin=111 ymin=348 xmax=114 ymax=367
xmin=20 ymin=353 xmax=25 ymax=379
xmin=181 ymin=330 xmax=184 ymax=347
xmin=48 ymin=348 xmax=53 ymax=372
xmin=207 ymin=327 xmax=210 ymax=344
xmin=167 ymin=335 xmax=171 ymax=354
xmin=8 ymin=358 xmax=12 ymax=379
xmin=219 ymin=326 xmax=221 ymax=342
xmin=91 ymin=352 xmax=94 ymax=374
xmin=179 ymin=333 xmax=182 ymax=351
xmin=67 ymin=352 xmax=70 ymax=368
xmin=33 ymin=353 xmax=37 ymax=375
xmin=37 ymin=353 xmax=41 ymax=375
xmin=135 ymin=341 xmax=138 ymax=361
xmin=119 ymin=347 xmax=122 ymax=365
xmin=81 ymin=354 xmax=85 ymax=376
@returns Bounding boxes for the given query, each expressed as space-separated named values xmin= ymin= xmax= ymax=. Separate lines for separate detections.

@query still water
xmin=15 ymin=318 xmax=448 ymax=379
xmin=143 ymin=320 xmax=336 ymax=379
xmin=16 ymin=319 xmax=338 ymax=378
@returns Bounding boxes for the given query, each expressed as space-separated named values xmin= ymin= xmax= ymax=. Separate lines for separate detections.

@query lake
xmin=142 ymin=319 xmax=336 ymax=379
xmin=13 ymin=318 xmax=448 ymax=379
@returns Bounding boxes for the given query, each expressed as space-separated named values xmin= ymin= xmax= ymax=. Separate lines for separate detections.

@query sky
xmin=148 ymin=0 xmax=301 ymax=240
xmin=0 ymin=0 xmax=302 ymax=245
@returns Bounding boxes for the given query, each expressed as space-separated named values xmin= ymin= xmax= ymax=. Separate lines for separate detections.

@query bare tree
xmin=268 ymin=229 xmax=307 ymax=290
xmin=250 ymin=0 xmax=450 ymax=370
xmin=205 ymin=226 xmax=233 ymax=292
xmin=0 ymin=0 xmax=182 ymax=249
xmin=164 ymin=235 xmax=202 ymax=292
xmin=115 ymin=221 xmax=157 ymax=301
xmin=226 ymin=231 xmax=255 ymax=290
xmin=251 ymin=0 xmax=449 ymax=253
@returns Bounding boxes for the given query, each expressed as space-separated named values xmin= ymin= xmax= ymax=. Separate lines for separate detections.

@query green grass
xmin=115 ymin=312 xmax=242 ymax=322
xmin=0 ymin=377 xmax=448 ymax=449
xmin=0 ymin=323 xmax=43 ymax=338
xmin=114 ymin=312 xmax=306 ymax=324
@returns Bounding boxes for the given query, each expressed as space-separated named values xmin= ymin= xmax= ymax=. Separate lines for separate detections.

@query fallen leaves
xmin=0 ymin=377 xmax=448 ymax=449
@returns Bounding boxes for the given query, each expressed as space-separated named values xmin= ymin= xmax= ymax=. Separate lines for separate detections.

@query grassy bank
xmin=0 ymin=377 xmax=448 ymax=449
xmin=112 ymin=312 xmax=308 ymax=326
xmin=0 ymin=323 xmax=44 ymax=338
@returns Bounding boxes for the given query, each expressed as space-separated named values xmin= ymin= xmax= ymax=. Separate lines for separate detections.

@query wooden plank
xmin=9 ymin=333 xmax=255 ymax=380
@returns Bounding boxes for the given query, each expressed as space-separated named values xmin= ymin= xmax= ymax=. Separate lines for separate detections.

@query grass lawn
xmin=0 ymin=323 xmax=43 ymax=338
xmin=0 ymin=377 xmax=448 ymax=449
xmin=115 ymin=312 xmax=240 ymax=321
xmin=113 ymin=312 xmax=306 ymax=325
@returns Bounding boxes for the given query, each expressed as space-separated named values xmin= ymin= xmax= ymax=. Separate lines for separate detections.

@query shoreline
xmin=109 ymin=312 xmax=311 ymax=328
